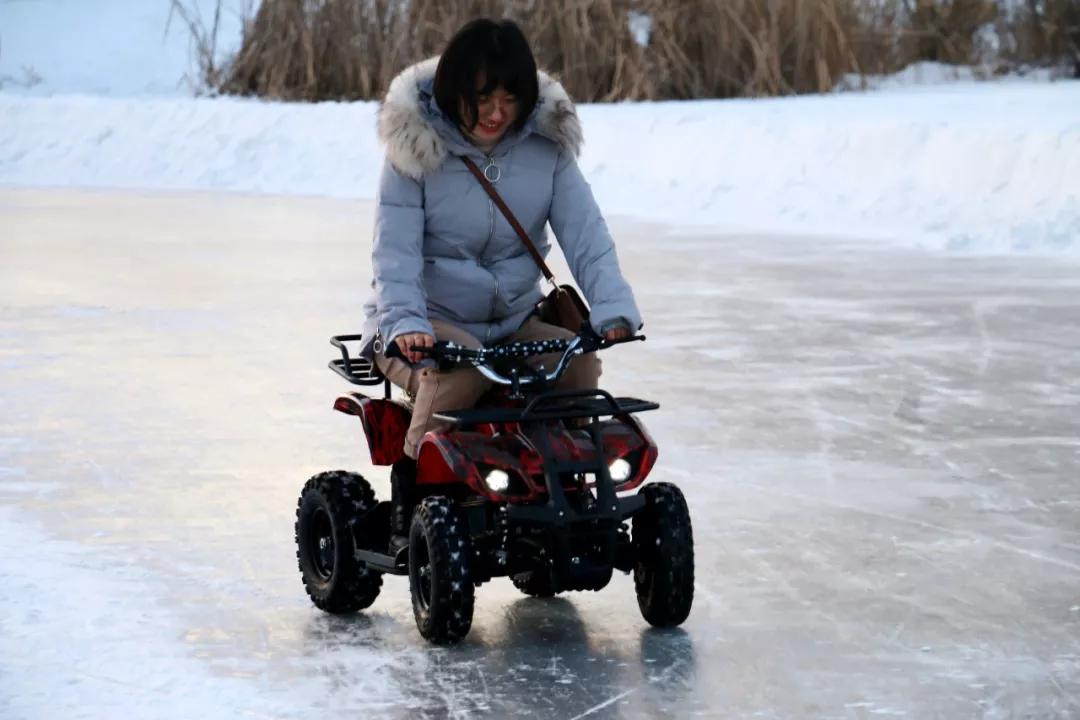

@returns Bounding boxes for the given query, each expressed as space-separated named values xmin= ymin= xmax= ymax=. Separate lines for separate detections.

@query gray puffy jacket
xmin=361 ymin=58 xmax=642 ymax=354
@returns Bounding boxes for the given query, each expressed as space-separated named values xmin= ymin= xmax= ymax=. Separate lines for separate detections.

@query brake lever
xmin=581 ymin=330 xmax=646 ymax=351
xmin=601 ymin=333 xmax=646 ymax=348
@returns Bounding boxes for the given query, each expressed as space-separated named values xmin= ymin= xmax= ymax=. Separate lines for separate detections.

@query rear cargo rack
xmin=329 ymin=334 xmax=391 ymax=398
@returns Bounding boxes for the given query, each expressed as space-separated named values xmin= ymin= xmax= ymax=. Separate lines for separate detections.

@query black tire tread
xmin=633 ymin=482 xmax=695 ymax=627
xmin=295 ymin=470 xmax=383 ymax=614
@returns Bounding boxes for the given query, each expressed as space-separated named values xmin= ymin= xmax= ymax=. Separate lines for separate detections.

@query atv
xmin=294 ymin=327 xmax=694 ymax=644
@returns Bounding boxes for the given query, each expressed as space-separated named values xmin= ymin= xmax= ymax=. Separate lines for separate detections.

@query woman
xmin=361 ymin=19 xmax=642 ymax=544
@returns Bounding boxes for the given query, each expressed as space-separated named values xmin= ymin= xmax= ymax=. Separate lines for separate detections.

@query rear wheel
xmin=295 ymin=471 xmax=382 ymax=613
xmin=633 ymin=483 xmax=694 ymax=627
xmin=409 ymin=496 xmax=474 ymax=644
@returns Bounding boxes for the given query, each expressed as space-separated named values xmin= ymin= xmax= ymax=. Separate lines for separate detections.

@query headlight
xmin=484 ymin=468 xmax=510 ymax=493
xmin=609 ymin=458 xmax=632 ymax=483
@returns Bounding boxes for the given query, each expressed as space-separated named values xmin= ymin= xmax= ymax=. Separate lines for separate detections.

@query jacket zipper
xmin=478 ymin=152 xmax=498 ymax=259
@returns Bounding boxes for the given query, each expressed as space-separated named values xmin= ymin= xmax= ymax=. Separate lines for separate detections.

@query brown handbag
xmin=461 ymin=157 xmax=590 ymax=333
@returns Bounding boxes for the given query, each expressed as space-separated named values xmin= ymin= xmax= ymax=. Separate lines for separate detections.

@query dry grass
xmin=199 ymin=0 xmax=1080 ymax=102
xmin=1002 ymin=0 xmax=1080 ymax=75
xmin=218 ymin=0 xmax=870 ymax=101
xmin=899 ymin=0 xmax=998 ymax=65
xmin=221 ymin=0 xmax=506 ymax=100
xmin=635 ymin=0 xmax=865 ymax=98
xmin=167 ymin=0 xmax=234 ymax=91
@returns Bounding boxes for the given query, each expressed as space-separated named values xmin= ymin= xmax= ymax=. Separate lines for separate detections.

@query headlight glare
xmin=610 ymin=458 xmax=632 ymax=483
xmin=484 ymin=468 xmax=510 ymax=493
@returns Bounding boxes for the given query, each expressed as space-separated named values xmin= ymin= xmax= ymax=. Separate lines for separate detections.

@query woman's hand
xmin=603 ymin=325 xmax=631 ymax=342
xmin=394 ymin=332 xmax=435 ymax=364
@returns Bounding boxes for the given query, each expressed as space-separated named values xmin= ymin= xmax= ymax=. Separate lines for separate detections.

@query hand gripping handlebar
xmin=384 ymin=331 xmax=644 ymax=388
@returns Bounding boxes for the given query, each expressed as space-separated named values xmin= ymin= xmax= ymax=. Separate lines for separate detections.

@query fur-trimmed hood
xmin=377 ymin=57 xmax=583 ymax=180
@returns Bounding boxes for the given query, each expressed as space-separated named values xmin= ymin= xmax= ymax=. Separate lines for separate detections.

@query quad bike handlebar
xmin=385 ymin=327 xmax=645 ymax=391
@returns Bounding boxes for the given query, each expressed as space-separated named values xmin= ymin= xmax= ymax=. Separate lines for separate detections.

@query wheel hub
xmin=309 ymin=507 xmax=335 ymax=580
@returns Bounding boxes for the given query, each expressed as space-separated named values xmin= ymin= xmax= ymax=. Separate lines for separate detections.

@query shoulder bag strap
xmin=461 ymin=156 xmax=557 ymax=286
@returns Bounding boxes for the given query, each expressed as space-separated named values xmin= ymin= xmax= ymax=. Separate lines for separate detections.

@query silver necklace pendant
xmin=482 ymin=157 xmax=501 ymax=183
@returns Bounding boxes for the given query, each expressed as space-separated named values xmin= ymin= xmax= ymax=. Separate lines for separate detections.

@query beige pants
xmin=375 ymin=315 xmax=602 ymax=458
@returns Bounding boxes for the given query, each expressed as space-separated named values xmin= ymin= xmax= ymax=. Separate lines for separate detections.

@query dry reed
xmin=1002 ymin=0 xmax=1080 ymax=75
xmin=202 ymin=0 xmax=1080 ymax=103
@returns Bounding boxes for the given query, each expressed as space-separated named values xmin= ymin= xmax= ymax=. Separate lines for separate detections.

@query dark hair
xmin=433 ymin=19 xmax=539 ymax=134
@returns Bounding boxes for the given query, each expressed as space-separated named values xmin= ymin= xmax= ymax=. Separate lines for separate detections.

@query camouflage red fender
xmin=333 ymin=392 xmax=411 ymax=466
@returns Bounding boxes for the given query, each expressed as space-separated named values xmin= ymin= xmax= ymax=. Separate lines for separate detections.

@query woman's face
xmin=464 ymin=86 xmax=519 ymax=149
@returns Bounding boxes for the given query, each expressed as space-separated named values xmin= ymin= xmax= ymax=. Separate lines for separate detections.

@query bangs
xmin=477 ymin=57 xmax=524 ymax=97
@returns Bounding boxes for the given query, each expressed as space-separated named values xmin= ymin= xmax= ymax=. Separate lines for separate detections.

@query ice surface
xmin=2 ymin=189 xmax=1079 ymax=718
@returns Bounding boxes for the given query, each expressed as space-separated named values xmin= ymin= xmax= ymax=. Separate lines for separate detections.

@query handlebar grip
xmin=384 ymin=339 xmax=436 ymax=361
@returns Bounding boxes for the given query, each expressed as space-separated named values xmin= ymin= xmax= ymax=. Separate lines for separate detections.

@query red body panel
xmin=612 ymin=414 xmax=659 ymax=492
xmin=333 ymin=392 xmax=410 ymax=466
xmin=415 ymin=415 xmax=658 ymax=502
xmin=335 ymin=388 xmax=659 ymax=494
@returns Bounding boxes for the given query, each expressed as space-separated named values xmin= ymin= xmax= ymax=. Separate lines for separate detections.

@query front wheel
xmin=633 ymin=482 xmax=694 ymax=627
xmin=295 ymin=471 xmax=382 ymax=613
xmin=409 ymin=496 xmax=475 ymax=644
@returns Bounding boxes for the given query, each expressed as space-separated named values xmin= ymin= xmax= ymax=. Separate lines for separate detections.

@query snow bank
xmin=0 ymin=94 xmax=380 ymax=196
xmin=581 ymin=82 xmax=1080 ymax=253
xmin=2 ymin=81 xmax=1078 ymax=254
xmin=835 ymin=60 xmax=1064 ymax=92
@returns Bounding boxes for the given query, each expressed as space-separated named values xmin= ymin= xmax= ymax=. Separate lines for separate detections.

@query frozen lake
xmin=1 ymin=188 xmax=1078 ymax=719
